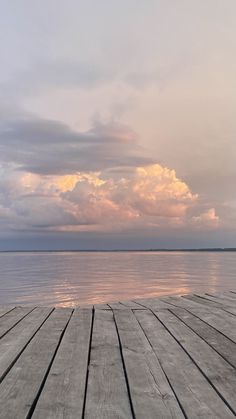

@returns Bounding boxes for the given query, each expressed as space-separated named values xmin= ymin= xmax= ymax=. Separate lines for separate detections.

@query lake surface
xmin=0 ymin=251 xmax=235 ymax=306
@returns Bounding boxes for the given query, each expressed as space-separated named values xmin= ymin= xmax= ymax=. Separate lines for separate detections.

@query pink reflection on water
xmin=0 ymin=251 xmax=235 ymax=306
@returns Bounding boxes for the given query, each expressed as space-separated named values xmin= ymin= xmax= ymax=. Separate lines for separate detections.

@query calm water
xmin=0 ymin=251 xmax=235 ymax=307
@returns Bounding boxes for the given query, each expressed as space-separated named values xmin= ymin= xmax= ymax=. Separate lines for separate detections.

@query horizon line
xmin=0 ymin=247 xmax=236 ymax=253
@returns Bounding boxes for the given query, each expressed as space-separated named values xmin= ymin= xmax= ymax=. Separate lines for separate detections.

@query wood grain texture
xmin=182 ymin=306 xmax=236 ymax=343
xmin=133 ymin=297 xmax=171 ymax=310
xmin=161 ymin=295 xmax=211 ymax=310
xmin=108 ymin=302 xmax=128 ymax=310
xmin=0 ymin=291 xmax=235 ymax=418
xmin=84 ymin=309 xmax=133 ymax=419
xmin=155 ymin=309 xmax=236 ymax=413
xmin=208 ymin=292 xmax=236 ymax=307
xmin=94 ymin=303 xmax=111 ymax=310
xmin=203 ymin=293 xmax=236 ymax=306
xmin=135 ymin=309 xmax=235 ymax=418
xmin=195 ymin=293 xmax=236 ymax=307
xmin=183 ymin=294 xmax=236 ymax=315
xmin=169 ymin=307 xmax=236 ymax=368
xmin=119 ymin=300 xmax=144 ymax=309
xmin=0 ymin=306 xmax=35 ymax=339
xmin=0 ymin=307 xmax=53 ymax=381
xmin=113 ymin=309 xmax=184 ymax=418
xmin=0 ymin=308 xmax=72 ymax=419
xmin=0 ymin=306 xmax=15 ymax=318
xmin=32 ymin=308 xmax=93 ymax=419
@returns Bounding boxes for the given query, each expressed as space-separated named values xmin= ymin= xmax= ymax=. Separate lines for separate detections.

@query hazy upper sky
xmin=0 ymin=0 xmax=236 ymax=249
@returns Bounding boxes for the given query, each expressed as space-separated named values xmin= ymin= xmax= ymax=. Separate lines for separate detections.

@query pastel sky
xmin=0 ymin=0 xmax=236 ymax=250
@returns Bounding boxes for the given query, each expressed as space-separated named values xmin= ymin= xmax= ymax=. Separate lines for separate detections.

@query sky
xmin=0 ymin=0 xmax=236 ymax=250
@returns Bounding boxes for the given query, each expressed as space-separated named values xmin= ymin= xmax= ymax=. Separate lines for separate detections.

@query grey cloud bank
xmin=0 ymin=109 xmax=151 ymax=175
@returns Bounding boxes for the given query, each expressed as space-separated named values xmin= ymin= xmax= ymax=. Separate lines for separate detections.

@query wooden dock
xmin=0 ymin=291 xmax=236 ymax=418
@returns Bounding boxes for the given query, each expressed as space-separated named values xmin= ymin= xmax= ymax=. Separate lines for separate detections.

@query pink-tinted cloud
xmin=191 ymin=208 xmax=219 ymax=229
xmin=0 ymin=163 xmax=218 ymax=234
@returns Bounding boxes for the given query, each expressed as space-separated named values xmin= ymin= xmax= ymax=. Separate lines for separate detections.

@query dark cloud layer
xmin=0 ymin=109 xmax=152 ymax=175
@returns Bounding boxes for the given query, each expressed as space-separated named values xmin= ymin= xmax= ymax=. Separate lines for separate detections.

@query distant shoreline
xmin=0 ymin=248 xmax=236 ymax=253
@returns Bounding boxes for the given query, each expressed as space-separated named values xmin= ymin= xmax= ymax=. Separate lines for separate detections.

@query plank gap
xmin=112 ymin=310 xmax=136 ymax=419
xmin=181 ymin=308 xmax=236 ymax=345
xmin=133 ymin=310 xmax=188 ymax=419
xmin=81 ymin=306 xmax=95 ymax=419
xmin=0 ymin=307 xmax=36 ymax=341
xmin=0 ymin=308 xmax=54 ymax=384
xmin=152 ymin=310 xmax=236 ymax=416
xmin=26 ymin=309 xmax=74 ymax=419
xmin=169 ymin=308 xmax=236 ymax=370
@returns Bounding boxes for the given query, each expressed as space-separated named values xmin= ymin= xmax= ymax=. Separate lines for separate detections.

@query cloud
xmin=0 ymin=109 xmax=152 ymax=175
xmin=0 ymin=162 xmax=202 ymax=232
xmin=191 ymin=208 xmax=219 ymax=228
xmin=0 ymin=107 xmax=223 ymax=236
xmin=60 ymin=163 xmax=199 ymax=230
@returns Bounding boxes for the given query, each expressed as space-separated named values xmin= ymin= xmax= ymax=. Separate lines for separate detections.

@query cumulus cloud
xmin=59 ymin=164 xmax=199 ymax=230
xmin=191 ymin=208 xmax=219 ymax=228
xmin=0 ymin=162 xmax=205 ymax=232
xmin=0 ymin=108 xmax=221 ymax=235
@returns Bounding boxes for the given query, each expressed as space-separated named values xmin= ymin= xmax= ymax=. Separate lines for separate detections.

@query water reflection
xmin=0 ymin=251 xmax=235 ymax=306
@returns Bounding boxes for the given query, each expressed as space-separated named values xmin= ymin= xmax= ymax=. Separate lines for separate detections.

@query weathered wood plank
xmin=0 ymin=307 xmax=53 ymax=381
xmin=213 ymin=293 xmax=236 ymax=307
xmin=155 ymin=309 xmax=236 ymax=413
xmin=160 ymin=295 xmax=209 ymax=310
xmin=169 ymin=307 xmax=236 ymax=368
xmin=0 ymin=306 xmax=35 ymax=339
xmin=161 ymin=295 xmax=236 ymax=317
xmin=133 ymin=297 xmax=171 ymax=310
xmin=204 ymin=293 xmax=236 ymax=306
xmin=79 ymin=305 xmax=94 ymax=309
xmin=181 ymin=306 xmax=236 ymax=343
xmin=0 ymin=308 xmax=72 ymax=419
xmin=135 ymin=309 xmax=234 ymax=418
xmin=119 ymin=300 xmax=144 ymax=309
xmin=32 ymin=308 xmax=92 ymax=419
xmin=94 ymin=303 xmax=111 ymax=310
xmin=113 ymin=309 xmax=184 ymax=418
xmin=183 ymin=294 xmax=236 ymax=315
xmin=184 ymin=294 xmax=227 ymax=308
xmin=0 ymin=306 xmax=15 ymax=318
xmin=84 ymin=309 xmax=133 ymax=419
xmin=224 ymin=292 xmax=236 ymax=299
xmin=108 ymin=302 xmax=127 ymax=310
